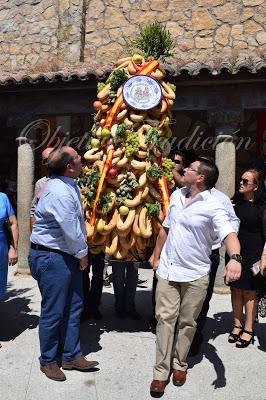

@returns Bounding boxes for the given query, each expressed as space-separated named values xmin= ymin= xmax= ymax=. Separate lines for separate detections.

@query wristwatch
xmin=229 ymin=254 xmax=242 ymax=263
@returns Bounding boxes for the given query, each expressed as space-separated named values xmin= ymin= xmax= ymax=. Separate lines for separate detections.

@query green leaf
xmin=145 ymin=202 xmax=161 ymax=218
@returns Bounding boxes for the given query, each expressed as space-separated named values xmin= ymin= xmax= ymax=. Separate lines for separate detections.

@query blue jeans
xmin=28 ymin=249 xmax=83 ymax=365
xmin=111 ymin=261 xmax=138 ymax=314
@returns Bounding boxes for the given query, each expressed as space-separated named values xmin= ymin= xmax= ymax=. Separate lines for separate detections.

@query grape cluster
xmin=162 ymin=158 xmax=174 ymax=182
xmin=125 ymin=131 xmax=139 ymax=158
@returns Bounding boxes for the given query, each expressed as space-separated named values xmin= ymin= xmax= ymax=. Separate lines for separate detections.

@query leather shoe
xmin=62 ymin=356 xmax=99 ymax=371
xmin=172 ymin=369 xmax=187 ymax=386
xmin=150 ymin=379 xmax=166 ymax=393
xmin=40 ymin=362 xmax=66 ymax=381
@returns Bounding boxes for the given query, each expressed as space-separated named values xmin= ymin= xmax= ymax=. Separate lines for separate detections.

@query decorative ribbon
xmin=102 ymin=59 xmax=160 ymax=129
xmin=158 ymin=176 xmax=170 ymax=217
xmin=89 ymin=149 xmax=114 ymax=226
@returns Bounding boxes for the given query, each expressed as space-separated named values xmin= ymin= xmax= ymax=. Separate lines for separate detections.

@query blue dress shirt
xmin=31 ymin=176 xmax=88 ymax=259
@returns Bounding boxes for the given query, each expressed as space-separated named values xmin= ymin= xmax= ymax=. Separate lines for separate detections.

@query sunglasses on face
xmin=240 ymin=178 xmax=256 ymax=186
xmin=174 ymin=160 xmax=182 ymax=165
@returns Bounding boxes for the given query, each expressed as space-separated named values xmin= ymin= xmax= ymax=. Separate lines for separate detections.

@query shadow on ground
xmin=0 ymin=286 xmax=39 ymax=341
xmin=188 ymin=311 xmax=266 ymax=389
xmin=80 ymin=290 xmax=153 ymax=355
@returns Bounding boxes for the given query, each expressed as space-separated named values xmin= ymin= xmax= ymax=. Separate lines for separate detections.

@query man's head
xmin=183 ymin=157 xmax=219 ymax=190
xmin=47 ymin=146 xmax=82 ymax=178
xmin=41 ymin=147 xmax=54 ymax=166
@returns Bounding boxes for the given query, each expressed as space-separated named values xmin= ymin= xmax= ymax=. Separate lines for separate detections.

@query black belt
xmin=30 ymin=242 xmax=65 ymax=255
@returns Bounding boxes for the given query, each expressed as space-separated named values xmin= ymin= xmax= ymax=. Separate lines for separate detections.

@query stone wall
xmin=0 ymin=0 xmax=266 ymax=72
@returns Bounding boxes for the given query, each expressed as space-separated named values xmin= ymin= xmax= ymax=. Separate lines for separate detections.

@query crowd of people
xmin=0 ymin=145 xmax=266 ymax=393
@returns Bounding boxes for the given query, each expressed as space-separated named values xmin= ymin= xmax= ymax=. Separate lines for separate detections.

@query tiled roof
xmin=0 ymin=56 xmax=265 ymax=87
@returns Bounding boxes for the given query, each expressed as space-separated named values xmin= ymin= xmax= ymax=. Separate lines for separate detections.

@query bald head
xmin=47 ymin=146 xmax=82 ymax=178
xmin=42 ymin=147 xmax=54 ymax=164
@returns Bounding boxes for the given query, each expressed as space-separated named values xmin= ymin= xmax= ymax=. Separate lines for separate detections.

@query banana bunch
xmin=80 ymin=54 xmax=176 ymax=260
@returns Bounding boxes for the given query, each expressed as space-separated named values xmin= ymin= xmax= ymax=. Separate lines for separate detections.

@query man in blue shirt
xmin=29 ymin=146 xmax=98 ymax=381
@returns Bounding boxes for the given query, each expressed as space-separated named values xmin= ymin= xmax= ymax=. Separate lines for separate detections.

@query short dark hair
xmin=47 ymin=149 xmax=74 ymax=176
xmin=196 ymin=157 xmax=219 ymax=189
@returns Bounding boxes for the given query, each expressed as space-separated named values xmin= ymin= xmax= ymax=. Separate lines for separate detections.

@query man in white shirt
xmin=149 ymin=158 xmax=242 ymax=394
xmin=189 ymin=186 xmax=240 ymax=355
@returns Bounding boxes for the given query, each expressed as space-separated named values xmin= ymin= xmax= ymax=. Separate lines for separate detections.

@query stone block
xmin=215 ymin=25 xmax=230 ymax=46
xmin=150 ymin=0 xmax=168 ymax=11
xmin=104 ymin=7 xmax=128 ymax=28
xmin=168 ymin=0 xmax=194 ymax=9
xmin=59 ymin=0 xmax=70 ymax=14
xmin=240 ymin=7 xmax=254 ymax=22
xmin=43 ymin=6 xmax=56 ymax=19
xmin=244 ymin=20 xmax=263 ymax=33
xmin=177 ymin=38 xmax=194 ymax=51
xmin=256 ymin=31 xmax=266 ymax=45
xmin=197 ymin=0 xmax=224 ymax=5
xmin=213 ymin=3 xmax=241 ymax=24
xmin=96 ymin=42 xmax=123 ymax=63
xmin=166 ymin=22 xmax=184 ymax=37
xmin=9 ymin=43 xmax=20 ymax=55
xmin=233 ymin=40 xmax=248 ymax=49
xmin=231 ymin=24 xmax=243 ymax=36
xmin=195 ymin=37 xmax=213 ymax=48
xmin=243 ymin=0 xmax=264 ymax=5
xmin=191 ymin=9 xmax=217 ymax=30
xmin=88 ymin=0 xmax=105 ymax=18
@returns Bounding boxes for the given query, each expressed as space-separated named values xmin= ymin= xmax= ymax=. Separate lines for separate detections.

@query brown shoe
xmin=40 ymin=362 xmax=66 ymax=381
xmin=150 ymin=379 xmax=166 ymax=393
xmin=172 ymin=369 xmax=187 ymax=386
xmin=61 ymin=355 xmax=99 ymax=371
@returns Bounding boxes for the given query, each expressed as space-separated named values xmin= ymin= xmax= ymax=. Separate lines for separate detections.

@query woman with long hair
xmin=228 ymin=169 xmax=266 ymax=347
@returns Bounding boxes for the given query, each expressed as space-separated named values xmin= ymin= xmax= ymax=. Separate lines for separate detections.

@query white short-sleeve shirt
xmin=157 ymin=187 xmax=236 ymax=282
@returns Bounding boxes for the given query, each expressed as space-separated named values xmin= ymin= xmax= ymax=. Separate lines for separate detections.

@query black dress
xmin=229 ymin=201 xmax=265 ymax=291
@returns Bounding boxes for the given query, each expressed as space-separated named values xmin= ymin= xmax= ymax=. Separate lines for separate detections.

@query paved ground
xmin=0 ymin=265 xmax=266 ymax=400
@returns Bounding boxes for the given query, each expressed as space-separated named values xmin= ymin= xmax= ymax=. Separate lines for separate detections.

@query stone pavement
xmin=0 ymin=265 xmax=266 ymax=400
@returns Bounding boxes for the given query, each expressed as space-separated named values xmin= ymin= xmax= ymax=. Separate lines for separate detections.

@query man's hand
xmin=224 ymin=260 xmax=241 ymax=284
xmin=8 ymin=246 xmax=18 ymax=266
xmin=79 ymin=255 xmax=88 ymax=271
xmin=149 ymin=253 xmax=160 ymax=271
xmin=260 ymin=249 xmax=266 ymax=277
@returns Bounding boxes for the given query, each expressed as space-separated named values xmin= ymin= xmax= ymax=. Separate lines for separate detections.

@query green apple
xmin=132 ymin=54 xmax=142 ymax=64
xmin=119 ymin=206 xmax=129 ymax=216
xmin=91 ymin=138 xmax=100 ymax=148
xmin=101 ymin=128 xmax=111 ymax=139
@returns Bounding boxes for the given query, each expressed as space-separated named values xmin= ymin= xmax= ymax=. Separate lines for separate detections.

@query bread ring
xmin=106 ymin=173 xmax=125 ymax=186
xmin=86 ymin=221 xmax=95 ymax=239
xmin=133 ymin=206 xmax=142 ymax=236
xmin=114 ymin=244 xmax=128 ymax=260
xmin=124 ymin=190 xmax=143 ymax=208
xmin=97 ymin=83 xmax=111 ymax=101
xmin=117 ymin=209 xmax=135 ymax=231
xmin=138 ymin=172 xmax=147 ymax=188
xmin=141 ymin=184 xmax=149 ymax=199
xmin=115 ymin=56 xmax=131 ymax=66
xmin=153 ymin=218 xmax=162 ymax=234
xmin=113 ymin=60 xmax=130 ymax=70
xmin=116 ymin=156 xmax=128 ymax=168
xmin=139 ymin=207 xmax=152 ymax=239
xmin=136 ymin=150 xmax=147 ymax=159
xmin=151 ymin=68 xmax=165 ymax=80
xmin=104 ymin=229 xmax=119 ymax=256
xmin=148 ymin=183 xmax=161 ymax=202
xmin=131 ymin=159 xmax=146 ymax=170
xmin=116 ymin=109 xmax=128 ymax=122
xmin=161 ymin=81 xmax=175 ymax=100
xmin=117 ymin=225 xmax=131 ymax=237
xmin=103 ymin=209 xmax=118 ymax=234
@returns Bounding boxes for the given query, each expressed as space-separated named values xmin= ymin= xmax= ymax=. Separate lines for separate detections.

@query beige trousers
xmin=153 ymin=274 xmax=209 ymax=380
